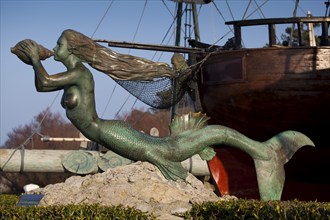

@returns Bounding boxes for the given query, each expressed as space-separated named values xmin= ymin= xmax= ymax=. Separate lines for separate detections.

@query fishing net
xmin=114 ymin=72 xmax=190 ymax=109
xmin=95 ymin=51 xmax=199 ymax=109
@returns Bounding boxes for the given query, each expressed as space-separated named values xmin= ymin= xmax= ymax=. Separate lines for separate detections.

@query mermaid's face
xmin=53 ymin=35 xmax=70 ymax=62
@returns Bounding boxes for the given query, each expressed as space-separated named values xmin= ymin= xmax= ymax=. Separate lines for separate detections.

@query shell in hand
xmin=11 ymin=39 xmax=54 ymax=65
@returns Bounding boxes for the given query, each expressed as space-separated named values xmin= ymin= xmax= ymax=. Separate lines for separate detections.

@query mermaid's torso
xmin=61 ymin=86 xmax=79 ymax=110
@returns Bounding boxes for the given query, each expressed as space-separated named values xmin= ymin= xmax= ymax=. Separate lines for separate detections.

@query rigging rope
xmin=252 ymin=0 xmax=266 ymax=18
xmin=128 ymin=0 xmax=148 ymax=54
xmin=1 ymin=132 xmax=47 ymax=172
xmin=125 ymin=97 xmax=141 ymax=121
xmin=91 ymin=0 xmax=114 ymax=38
xmin=123 ymin=0 xmax=149 ymax=115
xmin=213 ymin=0 xmax=269 ymax=48
xmin=242 ymin=0 xmax=252 ymax=20
xmin=209 ymin=1 xmax=234 ymax=47
xmin=293 ymin=0 xmax=307 ymax=16
xmin=101 ymin=83 xmax=117 ymax=118
xmin=225 ymin=0 xmax=235 ymax=21
xmin=212 ymin=0 xmax=227 ymax=23
xmin=244 ymin=0 xmax=269 ymax=20
xmin=96 ymin=0 xmax=150 ymax=121
xmin=91 ymin=0 xmax=127 ymax=120
xmin=152 ymin=0 xmax=177 ymax=61
xmin=253 ymin=0 xmax=281 ymax=44
xmin=10 ymin=91 xmax=61 ymax=151
xmin=114 ymin=93 xmax=132 ymax=119
xmin=38 ymin=92 xmax=61 ymax=129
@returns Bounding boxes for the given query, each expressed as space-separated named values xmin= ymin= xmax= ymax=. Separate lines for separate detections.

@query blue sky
xmin=1 ymin=0 xmax=327 ymax=146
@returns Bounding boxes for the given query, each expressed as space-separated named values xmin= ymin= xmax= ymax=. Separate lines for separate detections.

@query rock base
xmin=32 ymin=161 xmax=235 ymax=219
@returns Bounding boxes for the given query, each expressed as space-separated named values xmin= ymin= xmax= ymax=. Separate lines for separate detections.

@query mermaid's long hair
xmin=61 ymin=29 xmax=176 ymax=81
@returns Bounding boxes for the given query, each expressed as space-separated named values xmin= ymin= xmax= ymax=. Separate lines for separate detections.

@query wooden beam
xmin=0 ymin=149 xmax=91 ymax=173
xmin=0 ymin=149 xmax=210 ymax=176
xmin=268 ymin=24 xmax=276 ymax=46
xmin=94 ymin=39 xmax=204 ymax=54
xmin=226 ymin=17 xmax=330 ymax=27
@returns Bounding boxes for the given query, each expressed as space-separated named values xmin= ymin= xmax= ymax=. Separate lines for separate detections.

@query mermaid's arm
xmin=19 ymin=40 xmax=87 ymax=92
xmin=18 ymin=40 xmax=65 ymax=92
xmin=32 ymin=59 xmax=65 ymax=92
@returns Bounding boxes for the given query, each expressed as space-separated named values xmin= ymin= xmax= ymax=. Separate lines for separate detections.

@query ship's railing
xmin=225 ymin=17 xmax=330 ymax=49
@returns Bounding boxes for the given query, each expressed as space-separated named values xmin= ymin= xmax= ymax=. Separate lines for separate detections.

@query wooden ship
xmin=198 ymin=16 xmax=330 ymax=201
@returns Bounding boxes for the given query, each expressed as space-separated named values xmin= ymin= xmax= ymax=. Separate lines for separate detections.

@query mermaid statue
xmin=11 ymin=29 xmax=314 ymax=200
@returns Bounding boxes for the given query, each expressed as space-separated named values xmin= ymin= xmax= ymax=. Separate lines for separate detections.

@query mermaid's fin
xmin=199 ymin=146 xmax=216 ymax=161
xmin=170 ymin=112 xmax=215 ymax=161
xmin=254 ymin=131 xmax=314 ymax=200
xmin=155 ymin=160 xmax=188 ymax=181
xmin=170 ymin=112 xmax=209 ymax=137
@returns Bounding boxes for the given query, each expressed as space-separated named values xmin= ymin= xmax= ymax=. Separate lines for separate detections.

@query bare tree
xmin=117 ymin=108 xmax=171 ymax=137
xmin=2 ymin=108 xmax=80 ymax=150
xmin=1 ymin=108 xmax=81 ymax=194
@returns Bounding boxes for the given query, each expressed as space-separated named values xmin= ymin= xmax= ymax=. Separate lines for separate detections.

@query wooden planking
xmin=199 ymin=47 xmax=330 ymax=142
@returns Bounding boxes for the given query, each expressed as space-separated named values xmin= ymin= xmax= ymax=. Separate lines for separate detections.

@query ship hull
xmin=199 ymin=46 xmax=330 ymax=201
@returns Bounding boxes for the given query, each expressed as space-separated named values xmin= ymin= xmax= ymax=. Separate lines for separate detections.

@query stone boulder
xmin=32 ymin=161 xmax=234 ymax=219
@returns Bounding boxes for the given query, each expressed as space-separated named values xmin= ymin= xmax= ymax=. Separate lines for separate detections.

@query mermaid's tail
xmin=159 ymin=112 xmax=314 ymax=200
xmin=254 ymin=130 xmax=314 ymax=200
xmin=201 ymin=126 xmax=314 ymax=200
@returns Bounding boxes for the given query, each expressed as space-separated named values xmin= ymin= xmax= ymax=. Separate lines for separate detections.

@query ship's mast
xmin=172 ymin=0 xmax=212 ymax=46
xmin=192 ymin=3 xmax=201 ymax=42
xmin=325 ymin=0 xmax=330 ymax=17
xmin=171 ymin=0 xmax=209 ymax=119
xmin=175 ymin=2 xmax=183 ymax=47
xmin=290 ymin=0 xmax=300 ymax=46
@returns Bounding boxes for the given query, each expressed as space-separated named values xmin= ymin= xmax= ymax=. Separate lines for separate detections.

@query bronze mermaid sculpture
xmin=12 ymin=29 xmax=314 ymax=200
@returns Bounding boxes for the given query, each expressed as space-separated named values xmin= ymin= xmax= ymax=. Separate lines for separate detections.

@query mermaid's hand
xmin=11 ymin=39 xmax=53 ymax=65
xmin=19 ymin=39 xmax=40 ymax=63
